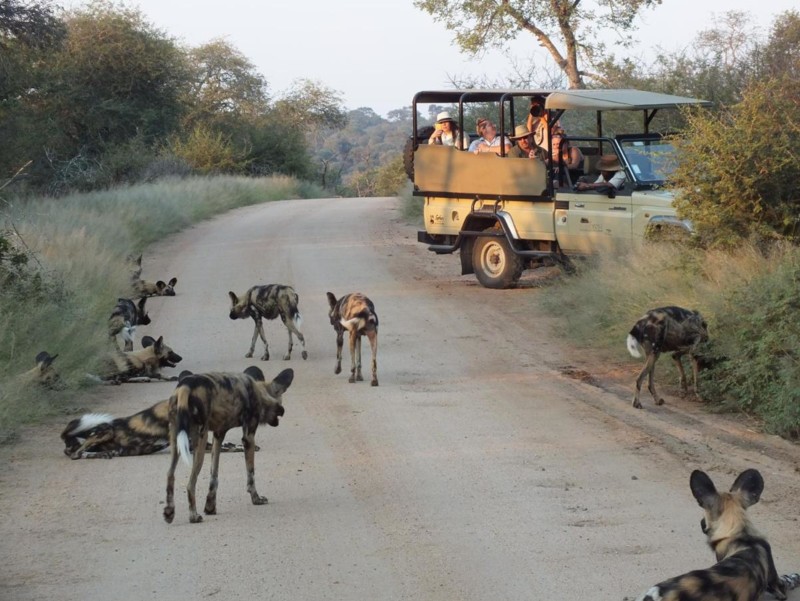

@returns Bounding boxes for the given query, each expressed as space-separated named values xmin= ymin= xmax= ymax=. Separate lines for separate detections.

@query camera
xmin=529 ymin=104 xmax=544 ymax=118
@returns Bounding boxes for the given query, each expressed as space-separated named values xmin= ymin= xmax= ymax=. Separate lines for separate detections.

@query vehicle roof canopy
xmin=412 ymin=89 xmax=711 ymax=111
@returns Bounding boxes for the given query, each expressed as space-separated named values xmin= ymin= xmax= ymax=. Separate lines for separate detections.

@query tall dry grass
xmin=0 ymin=175 xmax=325 ymax=441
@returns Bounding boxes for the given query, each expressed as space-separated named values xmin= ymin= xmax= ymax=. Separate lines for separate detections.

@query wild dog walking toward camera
xmin=17 ymin=351 xmax=65 ymax=389
xmin=108 ymin=297 xmax=151 ymax=351
xmin=94 ymin=335 xmax=182 ymax=384
xmin=327 ymin=292 xmax=378 ymax=386
xmin=163 ymin=367 xmax=293 ymax=524
xmin=635 ymin=469 xmax=798 ymax=601
xmin=626 ymin=306 xmax=709 ymax=408
xmin=62 ymin=369 xmax=263 ymax=458
xmin=228 ymin=284 xmax=307 ymax=361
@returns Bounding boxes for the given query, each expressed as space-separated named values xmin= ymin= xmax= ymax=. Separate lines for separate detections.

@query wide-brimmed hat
xmin=436 ymin=111 xmax=456 ymax=124
xmin=597 ymin=154 xmax=622 ymax=171
xmin=509 ymin=124 xmax=531 ymax=140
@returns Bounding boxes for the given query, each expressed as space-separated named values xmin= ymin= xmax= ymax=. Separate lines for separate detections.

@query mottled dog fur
xmin=135 ymin=277 xmax=177 ymax=297
xmin=17 ymin=351 xmax=64 ymax=390
xmin=627 ymin=306 xmax=709 ymax=408
xmin=228 ymin=284 xmax=307 ymax=361
xmin=96 ymin=335 xmax=182 ymax=384
xmin=62 ymin=370 xmax=261 ymax=459
xmin=163 ymin=367 xmax=293 ymax=524
xmin=108 ymin=297 xmax=151 ymax=351
xmin=326 ymin=291 xmax=379 ymax=386
xmin=636 ymin=469 xmax=788 ymax=601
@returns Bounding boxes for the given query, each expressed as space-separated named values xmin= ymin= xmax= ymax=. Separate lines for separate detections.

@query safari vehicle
xmin=409 ymin=89 xmax=711 ymax=288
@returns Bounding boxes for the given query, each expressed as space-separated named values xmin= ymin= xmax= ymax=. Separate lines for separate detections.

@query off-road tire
xmin=472 ymin=233 xmax=523 ymax=289
xmin=403 ymin=125 xmax=435 ymax=182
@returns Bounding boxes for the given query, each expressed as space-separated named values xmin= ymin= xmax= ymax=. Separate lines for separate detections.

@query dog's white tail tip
xmin=626 ymin=334 xmax=643 ymax=358
xmin=177 ymin=431 xmax=192 ymax=468
xmin=293 ymin=312 xmax=302 ymax=327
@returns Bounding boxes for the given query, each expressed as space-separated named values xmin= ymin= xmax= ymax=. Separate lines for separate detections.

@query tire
xmin=403 ymin=125 xmax=435 ymax=182
xmin=472 ymin=233 xmax=523 ymax=289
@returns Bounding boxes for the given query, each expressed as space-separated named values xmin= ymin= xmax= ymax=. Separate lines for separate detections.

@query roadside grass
xmin=538 ymin=241 xmax=800 ymax=439
xmin=399 ymin=183 xmax=423 ymax=222
xmin=0 ymin=175 xmax=325 ymax=441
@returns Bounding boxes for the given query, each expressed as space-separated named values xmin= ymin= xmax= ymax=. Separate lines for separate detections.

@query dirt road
xmin=2 ymin=197 xmax=798 ymax=601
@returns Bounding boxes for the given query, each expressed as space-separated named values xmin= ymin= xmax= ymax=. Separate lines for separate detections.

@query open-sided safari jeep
xmin=409 ymin=89 xmax=711 ymax=288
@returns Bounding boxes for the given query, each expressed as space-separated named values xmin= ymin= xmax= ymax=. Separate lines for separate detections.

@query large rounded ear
xmin=326 ymin=292 xmax=337 ymax=309
xmin=243 ymin=366 xmax=266 ymax=381
xmin=177 ymin=370 xmax=193 ymax=383
xmin=690 ymin=470 xmax=719 ymax=510
xmin=228 ymin=291 xmax=238 ymax=305
xmin=168 ymin=277 xmax=178 ymax=287
xmin=141 ymin=336 xmax=156 ymax=348
xmin=730 ymin=469 xmax=764 ymax=508
xmin=35 ymin=351 xmax=56 ymax=365
xmin=267 ymin=368 xmax=294 ymax=396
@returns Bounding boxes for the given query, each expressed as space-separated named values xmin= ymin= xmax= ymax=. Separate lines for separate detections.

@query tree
xmin=413 ymin=0 xmax=662 ymax=89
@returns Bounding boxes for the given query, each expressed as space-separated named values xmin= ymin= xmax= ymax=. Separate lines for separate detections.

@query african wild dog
xmin=128 ymin=253 xmax=143 ymax=286
xmin=163 ymin=367 xmax=293 ymax=524
xmin=228 ymin=284 xmax=307 ymax=361
xmin=635 ymin=469 xmax=792 ymax=601
xmin=62 ymin=369 xmax=263 ymax=459
xmin=108 ymin=297 xmax=151 ymax=351
xmin=17 ymin=351 xmax=65 ymax=390
xmin=135 ymin=277 xmax=178 ymax=298
xmin=626 ymin=306 xmax=709 ymax=408
xmin=326 ymin=291 xmax=379 ymax=386
xmin=95 ymin=335 xmax=182 ymax=384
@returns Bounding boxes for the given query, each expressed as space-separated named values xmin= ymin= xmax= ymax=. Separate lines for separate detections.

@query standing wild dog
xmin=62 ymin=369 xmax=263 ymax=458
xmin=108 ymin=297 xmax=151 ymax=351
xmin=228 ymin=284 xmax=307 ymax=361
xmin=163 ymin=367 xmax=293 ymax=524
xmin=626 ymin=306 xmax=709 ymax=408
xmin=635 ymin=469 xmax=792 ymax=601
xmin=135 ymin=277 xmax=178 ymax=298
xmin=17 ymin=351 xmax=65 ymax=390
xmin=326 ymin=291 xmax=379 ymax=386
xmin=96 ymin=335 xmax=182 ymax=383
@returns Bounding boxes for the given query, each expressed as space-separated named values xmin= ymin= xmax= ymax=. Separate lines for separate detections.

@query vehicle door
xmin=554 ymin=187 xmax=633 ymax=254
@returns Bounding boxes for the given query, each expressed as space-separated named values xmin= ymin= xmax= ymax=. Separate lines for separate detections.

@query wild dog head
xmin=19 ymin=351 xmax=65 ymax=390
xmin=141 ymin=335 xmax=182 ymax=368
xmin=636 ymin=468 xmax=787 ymax=601
xmin=228 ymin=290 xmax=251 ymax=320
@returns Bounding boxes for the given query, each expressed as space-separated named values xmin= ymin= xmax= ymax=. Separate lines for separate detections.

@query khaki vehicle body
xmin=411 ymin=89 xmax=710 ymax=288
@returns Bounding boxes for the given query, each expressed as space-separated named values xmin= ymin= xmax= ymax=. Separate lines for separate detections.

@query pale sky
xmin=63 ymin=0 xmax=797 ymax=116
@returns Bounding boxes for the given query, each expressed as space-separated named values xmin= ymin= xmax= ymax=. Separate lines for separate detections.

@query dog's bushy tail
xmin=626 ymin=333 xmax=642 ymax=358
xmin=174 ymin=385 xmax=192 ymax=468
xmin=780 ymin=573 xmax=800 ymax=591
xmin=61 ymin=413 xmax=113 ymax=439
xmin=627 ymin=318 xmax=645 ymax=358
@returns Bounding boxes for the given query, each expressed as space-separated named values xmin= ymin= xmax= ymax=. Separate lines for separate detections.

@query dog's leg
xmin=356 ymin=334 xmax=364 ymax=381
xmin=633 ymin=354 xmax=651 ymax=408
xmin=366 ymin=329 xmax=378 ymax=387
xmin=281 ymin=316 xmax=294 ymax=361
xmin=256 ymin=316 xmax=270 ymax=361
xmin=163 ymin=425 xmax=180 ymax=524
xmin=287 ymin=316 xmax=308 ymax=360
xmin=334 ymin=329 xmax=344 ymax=374
xmin=67 ymin=430 xmax=116 ymax=460
xmin=765 ymin=542 xmax=789 ymax=600
xmin=348 ymin=329 xmax=359 ymax=383
xmin=246 ymin=316 xmax=260 ymax=358
xmin=186 ymin=425 xmax=208 ymax=523
xmin=243 ymin=430 xmax=267 ymax=505
xmin=204 ymin=434 xmax=224 ymax=516
xmin=646 ymin=352 xmax=664 ymax=405
xmin=690 ymin=356 xmax=703 ymax=402
xmin=672 ymin=352 xmax=688 ymax=395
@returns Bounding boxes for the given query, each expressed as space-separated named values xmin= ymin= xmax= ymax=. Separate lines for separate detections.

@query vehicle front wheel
xmin=472 ymin=234 xmax=523 ymax=289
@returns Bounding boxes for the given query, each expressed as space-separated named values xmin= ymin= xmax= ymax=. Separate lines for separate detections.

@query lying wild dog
xmin=228 ymin=284 xmax=307 ymax=361
xmin=163 ymin=367 xmax=293 ymax=524
xmin=17 ymin=351 xmax=65 ymax=390
xmin=635 ymin=468 xmax=795 ymax=601
xmin=626 ymin=306 xmax=708 ymax=408
xmin=94 ymin=335 xmax=182 ymax=384
xmin=62 ymin=369 xmax=263 ymax=459
xmin=326 ymin=291 xmax=379 ymax=386
xmin=135 ymin=277 xmax=177 ymax=298
xmin=108 ymin=297 xmax=151 ymax=352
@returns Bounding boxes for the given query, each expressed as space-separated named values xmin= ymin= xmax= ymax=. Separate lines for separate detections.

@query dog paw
xmin=655 ymin=398 xmax=665 ymax=406
xmin=301 ymin=351 xmax=308 ymax=360
xmin=282 ymin=354 xmax=291 ymax=360
xmin=260 ymin=353 xmax=270 ymax=361
xmin=356 ymin=374 xmax=364 ymax=382
xmin=189 ymin=514 xmax=204 ymax=523
xmin=252 ymin=496 xmax=268 ymax=505
xmin=371 ymin=379 xmax=379 ymax=387
xmin=203 ymin=505 xmax=216 ymax=515
xmin=163 ymin=507 xmax=175 ymax=524
xmin=632 ymin=399 xmax=642 ymax=409
xmin=348 ymin=376 xmax=356 ymax=383
xmin=245 ymin=352 xmax=254 ymax=358
xmin=335 ymin=366 xmax=341 ymax=375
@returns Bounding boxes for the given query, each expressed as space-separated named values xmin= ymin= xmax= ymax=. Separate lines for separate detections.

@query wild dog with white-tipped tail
xmin=626 ymin=306 xmax=708 ymax=408
xmin=327 ymin=291 xmax=379 ymax=386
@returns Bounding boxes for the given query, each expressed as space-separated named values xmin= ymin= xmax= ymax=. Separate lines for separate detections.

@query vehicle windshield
xmin=619 ymin=137 xmax=678 ymax=185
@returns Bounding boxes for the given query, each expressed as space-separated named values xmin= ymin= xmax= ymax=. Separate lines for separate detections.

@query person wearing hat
xmin=508 ymin=124 xmax=545 ymax=160
xmin=467 ymin=118 xmax=512 ymax=155
xmin=428 ymin=111 xmax=466 ymax=150
xmin=576 ymin=154 xmax=627 ymax=191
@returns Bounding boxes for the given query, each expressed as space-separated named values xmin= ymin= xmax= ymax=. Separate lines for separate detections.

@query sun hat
xmin=509 ymin=124 xmax=531 ymax=140
xmin=597 ymin=154 xmax=622 ymax=171
xmin=435 ymin=111 xmax=456 ymax=124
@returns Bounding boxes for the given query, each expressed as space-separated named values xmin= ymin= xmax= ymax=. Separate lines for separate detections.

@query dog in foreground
xmin=327 ymin=291 xmax=379 ymax=386
xmin=61 ymin=369 xmax=261 ymax=458
xmin=635 ymin=468 xmax=796 ymax=601
xmin=228 ymin=284 xmax=307 ymax=361
xmin=163 ymin=366 xmax=293 ymax=524
xmin=627 ymin=306 xmax=709 ymax=408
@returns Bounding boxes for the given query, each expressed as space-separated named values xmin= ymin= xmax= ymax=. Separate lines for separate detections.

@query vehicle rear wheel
xmin=472 ymin=234 xmax=523 ymax=289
